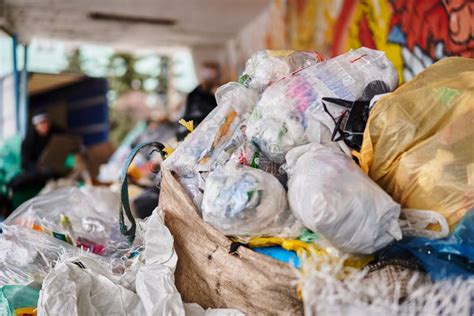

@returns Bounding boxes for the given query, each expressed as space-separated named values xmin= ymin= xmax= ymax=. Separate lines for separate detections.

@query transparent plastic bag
xmin=201 ymin=165 xmax=298 ymax=237
xmin=3 ymin=187 xmax=140 ymax=259
xmin=240 ymin=50 xmax=325 ymax=92
xmin=246 ymin=47 xmax=398 ymax=163
xmin=0 ymin=225 xmax=81 ymax=286
xmin=164 ymin=83 xmax=259 ymax=177
xmin=285 ymin=143 xmax=402 ymax=254
xmin=358 ymin=57 xmax=474 ymax=229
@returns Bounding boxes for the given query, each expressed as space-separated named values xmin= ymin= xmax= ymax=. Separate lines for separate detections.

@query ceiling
xmin=4 ymin=0 xmax=270 ymax=48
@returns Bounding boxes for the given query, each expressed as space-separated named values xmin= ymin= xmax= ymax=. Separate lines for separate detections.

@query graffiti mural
xmin=285 ymin=0 xmax=473 ymax=82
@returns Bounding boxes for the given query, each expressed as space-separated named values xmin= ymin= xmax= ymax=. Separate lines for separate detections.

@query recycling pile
xmin=164 ymin=49 xmax=474 ymax=310
xmin=0 ymin=48 xmax=472 ymax=314
xmin=165 ymin=47 xmax=402 ymax=254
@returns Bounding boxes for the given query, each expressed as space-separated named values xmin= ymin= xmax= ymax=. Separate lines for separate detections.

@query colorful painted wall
xmin=233 ymin=0 xmax=473 ymax=82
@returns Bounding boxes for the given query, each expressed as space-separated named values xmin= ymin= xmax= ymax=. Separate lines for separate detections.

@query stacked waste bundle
xmin=162 ymin=48 xmax=474 ymax=314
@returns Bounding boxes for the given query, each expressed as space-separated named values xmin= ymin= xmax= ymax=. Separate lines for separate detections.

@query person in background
xmin=9 ymin=112 xmax=65 ymax=189
xmin=177 ymin=61 xmax=221 ymax=140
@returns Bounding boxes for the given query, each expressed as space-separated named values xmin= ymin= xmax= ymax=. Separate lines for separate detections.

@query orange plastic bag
xmin=359 ymin=57 xmax=474 ymax=229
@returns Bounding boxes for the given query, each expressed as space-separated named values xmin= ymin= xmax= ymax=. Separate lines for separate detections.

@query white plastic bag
xmin=240 ymin=50 xmax=324 ymax=92
xmin=246 ymin=47 xmax=399 ymax=163
xmin=399 ymin=208 xmax=450 ymax=239
xmin=285 ymin=143 xmax=402 ymax=254
xmin=201 ymin=165 xmax=298 ymax=237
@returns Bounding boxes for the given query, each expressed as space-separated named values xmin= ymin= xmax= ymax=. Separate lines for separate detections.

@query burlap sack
xmin=159 ymin=168 xmax=303 ymax=315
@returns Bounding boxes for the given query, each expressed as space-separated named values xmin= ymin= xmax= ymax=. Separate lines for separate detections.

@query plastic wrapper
xmin=2 ymin=187 xmax=141 ymax=259
xmin=201 ymin=165 xmax=299 ymax=237
xmin=239 ymin=50 xmax=325 ymax=92
xmin=285 ymin=143 xmax=402 ymax=254
xmin=358 ymin=57 xmax=474 ymax=229
xmin=246 ymin=47 xmax=398 ymax=163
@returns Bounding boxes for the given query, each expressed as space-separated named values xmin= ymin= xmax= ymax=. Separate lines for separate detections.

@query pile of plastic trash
xmin=0 ymin=186 xmax=243 ymax=315
xmin=164 ymin=48 xmax=474 ymax=311
xmin=0 ymin=48 xmax=472 ymax=314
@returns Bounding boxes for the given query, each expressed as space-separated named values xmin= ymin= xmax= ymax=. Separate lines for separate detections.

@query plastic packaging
xmin=246 ymin=47 xmax=398 ymax=163
xmin=2 ymin=187 xmax=140 ymax=259
xmin=239 ymin=50 xmax=325 ymax=92
xmin=201 ymin=165 xmax=299 ymax=237
xmin=358 ymin=57 xmax=474 ymax=229
xmin=285 ymin=143 xmax=402 ymax=254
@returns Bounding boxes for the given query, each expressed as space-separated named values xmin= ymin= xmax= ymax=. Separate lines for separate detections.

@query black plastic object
xmin=322 ymin=97 xmax=370 ymax=151
xmin=119 ymin=141 xmax=165 ymax=243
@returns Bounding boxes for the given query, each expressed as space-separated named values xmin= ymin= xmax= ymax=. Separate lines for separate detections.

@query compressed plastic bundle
xmin=2 ymin=187 xmax=139 ymax=259
xmin=246 ymin=47 xmax=399 ymax=163
xmin=201 ymin=165 xmax=299 ymax=237
xmin=285 ymin=144 xmax=402 ymax=254
xmin=240 ymin=50 xmax=325 ymax=92
xmin=358 ymin=57 xmax=474 ymax=229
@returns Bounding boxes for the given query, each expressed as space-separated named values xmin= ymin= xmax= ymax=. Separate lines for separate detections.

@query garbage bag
xmin=3 ymin=187 xmax=139 ymax=259
xmin=37 ymin=209 xmax=242 ymax=316
xmin=285 ymin=143 xmax=402 ymax=254
xmin=239 ymin=50 xmax=325 ymax=92
xmin=201 ymin=165 xmax=300 ymax=237
xmin=246 ymin=47 xmax=398 ymax=163
xmin=358 ymin=57 xmax=474 ymax=229
xmin=0 ymin=285 xmax=39 ymax=316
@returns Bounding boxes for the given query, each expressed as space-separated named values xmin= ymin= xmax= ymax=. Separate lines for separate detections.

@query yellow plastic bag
xmin=359 ymin=57 xmax=474 ymax=229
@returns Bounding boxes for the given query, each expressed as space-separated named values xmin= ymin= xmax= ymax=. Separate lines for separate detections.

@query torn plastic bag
xmin=246 ymin=47 xmax=398 ymax=163
xmin=37 ymin=209 xmax=242 ymax=316
xmin=0 ymin=285 xmax=39 ymax=316
xmin=285 ymin=143 xmax=402 ymax=254
xmin=358 ymin=57 xmax=474 ymax=229
xmin=239 ymin=50 xmax=325 ymax=92
xmin=3 ymin=187 xmax=140 ymax=259
xmin=201 ymin=165 xmax=301 ymax=237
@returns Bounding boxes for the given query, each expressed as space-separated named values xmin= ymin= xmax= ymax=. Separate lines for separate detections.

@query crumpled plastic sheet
xmin=0 ymin=225 xmax=84 ymax=287
xmin=37 ymin=209 xmax=243 ymax=316
xmin=245 ymin=47 xmax=399 ymax=163
xmin=285 ymin=143 xmax=401 ymax=254
xmin=202 ymin=164 xmax=302 ymax=237
xmin=2 ymin=187 xmax=142 ymax=260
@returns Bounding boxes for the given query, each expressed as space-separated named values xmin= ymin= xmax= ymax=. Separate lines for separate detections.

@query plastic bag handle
xmin=119 ymin=141 xmax=165 ymax=243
